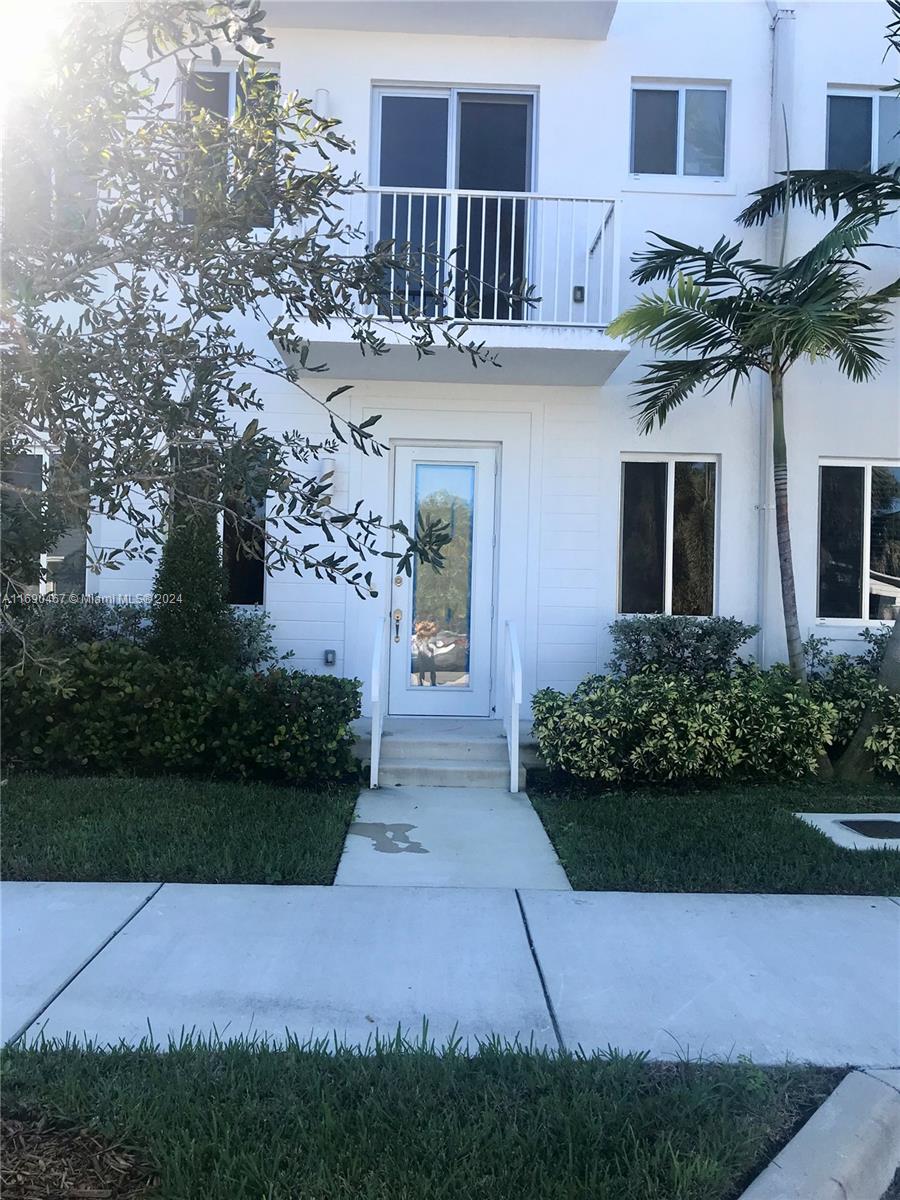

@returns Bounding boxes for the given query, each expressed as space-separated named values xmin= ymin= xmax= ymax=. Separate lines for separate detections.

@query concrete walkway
xmin=4 ymin=882 xmax=898 ymax=1065
xmin=335 ymin=787 xmax=570 ymax=889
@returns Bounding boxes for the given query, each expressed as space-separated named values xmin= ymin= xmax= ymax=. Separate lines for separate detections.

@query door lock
xmin=393 ymin=609 xmax=403 ymax=643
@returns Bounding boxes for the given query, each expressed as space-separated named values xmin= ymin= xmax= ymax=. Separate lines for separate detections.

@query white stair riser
xmin=378 ymin=762 xmax=526 ymax=789
xmin=380 ymin=738 xmax=508 ymax=763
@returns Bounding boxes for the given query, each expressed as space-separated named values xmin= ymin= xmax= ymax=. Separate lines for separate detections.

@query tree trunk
xmin=770 ymin=367 xmax=806 ymax=683
xmin=835 ymin=612 xmax=900 ymax=780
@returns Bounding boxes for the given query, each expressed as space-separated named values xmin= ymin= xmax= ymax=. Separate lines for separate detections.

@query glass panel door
xmin=389 ymin=445 xmax=497 ymax=717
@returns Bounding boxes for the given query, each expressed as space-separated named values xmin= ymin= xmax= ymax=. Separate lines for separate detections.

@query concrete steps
xmin=374 ymin=719 xmax=526 ymax=790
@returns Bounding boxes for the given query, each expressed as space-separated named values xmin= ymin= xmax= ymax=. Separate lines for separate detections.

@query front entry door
xmin=389 ymin=444 xmax=497 ymax=717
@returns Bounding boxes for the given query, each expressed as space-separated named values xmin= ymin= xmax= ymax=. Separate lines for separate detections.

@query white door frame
xmin=388 ymin=441 xmax=499 ymax=717
xmin=344 ymin=399 xmax=537 ymax=722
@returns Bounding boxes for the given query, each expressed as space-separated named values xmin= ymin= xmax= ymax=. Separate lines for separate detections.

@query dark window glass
xmin=183 ymin=71 xmax=230 ymax=119
xmin=1 ymin=454 xmax=44 ymax=594
xmin=379 ymin=95 xmax=448 ymax=187
xmin=457 ymin=97 xmax=530 ymax=191
xmin=235 ymin=70 xmax=280 ymax=228
xmin=818 ymin=465 xmax=864 ymax=618
xmin=457 ymin=96 xmax=531 ymax=321
xmin=868 ymin=466 xmax=900 ymax=620
xmin=182 ymin=72 xmax=230 ymax=224
xmin=378 ymin=96 xmax=449 ymax=317
xmin=224 ymin=488 xmax=266 ymax=605
xmin=878 ymin=95 xmax=900 ymax=168
xmin=631 ymin=89 xmax=678 ymax=174
xmin=672 ymin=461 xmax=716 ymax=615
xmin=684 ymin=89 xmax=726 ymax=177
xmin=827 ymin=95 xmax=872 ymax=171
xmin=620 ymin=461 xmax=667 ymax=613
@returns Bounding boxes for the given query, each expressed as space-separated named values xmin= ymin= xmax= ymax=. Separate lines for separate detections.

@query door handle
xmin=393 ymin=609 xmax=402 ymax=643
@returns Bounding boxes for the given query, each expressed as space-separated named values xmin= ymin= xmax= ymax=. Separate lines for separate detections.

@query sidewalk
xmin=4 ymin=882 xmax=898 ymax=1064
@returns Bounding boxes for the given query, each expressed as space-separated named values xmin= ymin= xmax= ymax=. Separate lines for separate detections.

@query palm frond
xmin=630 ymin=355 xmax=753 ymax=434
xmin=628 ymin=233 xmax=776 ymax=292
xmin=738 ymin=167 xmax=900 ymax=227
xmin=782 ymin=211 xmax=884 ymax=285
xmin=608 ymin=274 xmax=748 ymax=358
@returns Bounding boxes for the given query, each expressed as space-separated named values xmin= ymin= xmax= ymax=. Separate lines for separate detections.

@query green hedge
xmin=532 ymin=668 xmax=835 ymax=785
xmin=2 ymin=642 xmax=360 ymax=785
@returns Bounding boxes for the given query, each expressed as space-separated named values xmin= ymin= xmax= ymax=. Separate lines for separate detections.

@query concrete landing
xmin=335 ymin=787 xmax=570 ymax=889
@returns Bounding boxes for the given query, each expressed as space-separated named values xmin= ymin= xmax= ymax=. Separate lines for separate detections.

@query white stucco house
xmin=81 ymin=0 xmax=898 ymax=766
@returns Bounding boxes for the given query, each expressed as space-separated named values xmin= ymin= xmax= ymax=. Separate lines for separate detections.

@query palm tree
xmin=607 ymin=220 xmax=900 ymax=681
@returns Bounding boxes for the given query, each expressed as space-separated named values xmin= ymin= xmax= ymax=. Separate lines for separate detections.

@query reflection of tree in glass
xmin=672 ymin=462 xmax=716 ymax=615
xmin=870 ymin=466 xmax=900 ymax=617
xmin=413 ymin=488 xmax=473 ymax=634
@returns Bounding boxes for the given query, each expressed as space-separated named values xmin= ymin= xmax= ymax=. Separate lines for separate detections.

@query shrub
xmin=233 ymin=606 xmax=291 ymax=672
xmin=148 ymin=514 xmax=240 ymax=672
xmin=2 ymin=642 xmax=360 ymax=785
xmin=804 ymin=631 xmax=899 ymax=776
xmin=608 ymin=615 xmax=759 ymax=680
xmin=531 ymin=667 xmax=834 ymax=786
xmin=3 ymin=596 xmax=150 ymax=651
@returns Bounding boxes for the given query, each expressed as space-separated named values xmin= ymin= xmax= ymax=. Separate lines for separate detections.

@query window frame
xmin=370 ymin=84 xmax=539 ymax=192
xmin=617 ymin=452 xmax=720 ymax=617
xmin=826 ymin=87 xmax=899 ymax=171
xmin=629 ymin=80 xmax=729 ymax=181
xmin=817 ymin=456 xmax=900 ymax=624
xmin=178 ymin=62 xmax=281 ymax=228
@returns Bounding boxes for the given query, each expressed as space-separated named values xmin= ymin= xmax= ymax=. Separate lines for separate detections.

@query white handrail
xmin=369 ymin=615 xmax=389 ymax=788
xmin=502 ymin=620 xmax=523 ymax=793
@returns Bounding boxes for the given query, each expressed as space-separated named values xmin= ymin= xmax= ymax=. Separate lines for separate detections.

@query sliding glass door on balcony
xmin=374 ymin=89 xmax=533 ymax=320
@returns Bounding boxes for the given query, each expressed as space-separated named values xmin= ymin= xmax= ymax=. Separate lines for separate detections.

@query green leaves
xmin=610 ymin=204 xmax=900 ymax=434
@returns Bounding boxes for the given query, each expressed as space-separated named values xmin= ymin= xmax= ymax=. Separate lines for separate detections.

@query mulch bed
xmin=1 ymin=1114 xmax=156 ymax=1199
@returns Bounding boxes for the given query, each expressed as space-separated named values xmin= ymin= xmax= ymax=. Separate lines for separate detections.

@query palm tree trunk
xmin=770 ymin=366 xmax=806 ymax=683
xmin=835 ymin=613 xmax=900 ymax=780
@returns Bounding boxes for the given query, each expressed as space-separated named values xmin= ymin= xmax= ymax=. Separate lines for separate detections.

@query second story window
xmin=374 ymin=87 xmax=534 ymax=320
xmin=630 ymin=83 xmax=727 ymax=178
xmin=826 ymin=91 xmax=900 ymax=171
xmin=181 ymin=66 xmax=280 ymax=228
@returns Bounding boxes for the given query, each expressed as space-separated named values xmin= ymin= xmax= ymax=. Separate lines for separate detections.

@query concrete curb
xmin=738 ymin=1069 xmax=900 ymax=1200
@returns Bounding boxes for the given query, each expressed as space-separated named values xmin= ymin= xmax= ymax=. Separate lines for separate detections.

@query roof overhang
xmin=264 ymin=1 xmax=618 ymax=40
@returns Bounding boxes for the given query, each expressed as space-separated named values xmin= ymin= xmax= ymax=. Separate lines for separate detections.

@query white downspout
xmin=756 ymin=4 xmax=796 ymax=665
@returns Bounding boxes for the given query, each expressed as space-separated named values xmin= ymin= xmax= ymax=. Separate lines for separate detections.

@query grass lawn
xmin=532 ymin=780 xmax=900 ymax=894
xmin=1 ymin=774 xmax=358 ymax=885
xmin=2 ymin=1038 xmax=841 ymax=1200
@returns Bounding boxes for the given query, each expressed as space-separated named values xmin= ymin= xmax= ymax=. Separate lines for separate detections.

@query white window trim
xmin=826 ymin=87 xmax=894 ymax=171
xmin=617 ymin=453 xmax=720 ymax=617
xmin=817 ymin=456 xmax=900 ymax=625
xmin=629 ymin=80 xmax=730 ymax=185
xmin=370 ymin=84 xmax=539 ymax=192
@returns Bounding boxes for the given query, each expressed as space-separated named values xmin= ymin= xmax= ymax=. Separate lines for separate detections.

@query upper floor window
xmin=619 ymin=457 xmax=717 ymax=616
xmin=630 ymin=83 xmax=727 ymax=178
xmin=181 ymin=66 xmax=279 ymax=228
xmin=826 ymin=91 xmax=900 ymax=171
xmin=818 ymin=461 xmax=900 ymax=621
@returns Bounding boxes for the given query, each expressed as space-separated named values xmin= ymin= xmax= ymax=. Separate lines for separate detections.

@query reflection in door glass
xmin=411 ymin=463 xmax=475 ymax=688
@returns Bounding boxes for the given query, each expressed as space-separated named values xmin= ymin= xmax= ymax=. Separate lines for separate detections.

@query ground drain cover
xmin=838 ymin=818 xmax=900 ymax=839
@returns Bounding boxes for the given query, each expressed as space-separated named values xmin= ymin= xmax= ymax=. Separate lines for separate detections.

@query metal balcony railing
xmin=344 ymin=187 xmax=620 ymax=328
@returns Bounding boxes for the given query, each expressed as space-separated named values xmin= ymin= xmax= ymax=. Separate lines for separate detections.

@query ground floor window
xmin=2 ymin=452 xmax=86 ymax=596
xmin=619 ymin=457 xmax=717 ymax=616
xmin=818 ymin=460 xmax=900 ymax=620
xmin=223 ymin=485 xmax=266 ymax=606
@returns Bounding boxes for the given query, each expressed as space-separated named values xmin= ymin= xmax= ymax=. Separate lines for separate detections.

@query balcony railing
xmin=343 ymin=187 xmax=620 ymax=329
